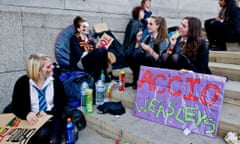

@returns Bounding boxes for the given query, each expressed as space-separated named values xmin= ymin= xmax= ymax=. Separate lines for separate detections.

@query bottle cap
xmin=85 ymin=88 xmax=93 ymax=95
xmin=120 ymin=70 xmax=125 ymax=75
xmin=67 ymin=118 xmax=72 ymax=122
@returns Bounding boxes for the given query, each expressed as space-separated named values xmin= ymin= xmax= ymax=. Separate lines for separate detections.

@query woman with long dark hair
xmin=162 ymin=16 xmax=211 ymax=74
xmin=204 ymin=0 xmax=240 ymax=51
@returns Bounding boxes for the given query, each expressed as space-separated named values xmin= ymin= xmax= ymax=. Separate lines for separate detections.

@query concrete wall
xmin=0 ymin=0 xmax=239 ymax=111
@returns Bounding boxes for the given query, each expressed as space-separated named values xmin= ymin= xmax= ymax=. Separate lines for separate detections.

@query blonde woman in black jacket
xmin=12 ymin=53 xmax=67 ymax=144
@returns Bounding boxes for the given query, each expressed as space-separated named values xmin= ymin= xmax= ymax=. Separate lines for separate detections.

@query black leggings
xmin=82 ymin=48 xmax=108 ymax=81
xmin=28 ymin=117 xmax=64 ymax=144
xmin=161 ymin=53 xmax=195 ymax=71
xmin=126 ymin=51 xmax=160 ymax=84
xmin=204 ymin=18 xmax=240 ymax=50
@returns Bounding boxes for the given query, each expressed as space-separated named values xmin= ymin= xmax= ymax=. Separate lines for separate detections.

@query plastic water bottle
xmin=95 ymin=80 xmax=105 ymax=105
xmin=80 ymin=81 xmax=89 ymax=110
xmin=66 ymin=118 xmax=75 ymax=144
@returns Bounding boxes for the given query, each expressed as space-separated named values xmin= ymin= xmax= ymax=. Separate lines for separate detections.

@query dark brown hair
xmin=132 ymin=6 xmax=144 ymax=19
xmin=73 ymin=16 xmax=85 ymax=31
xmin=182 ymin=16 xmax=202 ymax=60
xmin=141 ymin=0 xmax=151 ymax=6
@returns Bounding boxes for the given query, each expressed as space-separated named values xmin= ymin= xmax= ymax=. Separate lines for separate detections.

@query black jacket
xmin=12 ymin=75 xmax=67 ymax=119
xmin=123 ymin=19 xmax=144 ymax=54
xmin=173 ymin=37 xmax=211 ymax=74
xmin=224 ymin=7 xmax=240 ymax=35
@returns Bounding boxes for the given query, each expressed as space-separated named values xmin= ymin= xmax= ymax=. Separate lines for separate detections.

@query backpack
xmin=63 ymin=105 xmax=87 ymax=141
xmin=55 ymin=25 xmax=76 ymax=67
xmin=59 ymin=71 xmax=96 ymax=105
xmin=63 ymin=105 xmax=87 ymax=131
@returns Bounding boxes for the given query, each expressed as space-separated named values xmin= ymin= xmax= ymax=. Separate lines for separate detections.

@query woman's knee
xmin=49 ymin=137 xmax=62 ymax=144
xmin=171 ymin=54 xmax=180 ymax=63
xmin=95 ymin=48 xmax=108 ymax=56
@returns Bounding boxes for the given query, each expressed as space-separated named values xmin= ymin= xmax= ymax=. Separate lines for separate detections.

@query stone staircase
xmin=81 ymin=50 xmax=240 ymax=144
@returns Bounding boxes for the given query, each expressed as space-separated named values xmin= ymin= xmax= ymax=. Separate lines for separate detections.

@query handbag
xmin=63 ymin=105 xmax=87 ymax=131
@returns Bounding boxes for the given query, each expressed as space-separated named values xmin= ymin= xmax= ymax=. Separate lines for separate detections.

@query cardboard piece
xmin=0 ymin=113 xmax=52 ymax=143
xmin=96 ymin=33 xmax=114 ymax=49
xmin=132 ymin=66 xmax=226 ymax=138
xmin=93 ymin=23 xmax=109 ymax=33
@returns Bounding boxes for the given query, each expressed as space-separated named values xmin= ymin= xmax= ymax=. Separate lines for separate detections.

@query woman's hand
xmin=141 ymin=43 xmax=152 ymax=53
xmin=215 ymin=17 xmax=223 ymax=22
xmin=170 ymin=36 xmax=177 ymax=47
xmin=84 ymin=46 xmax=88 ymax=51
xmin=179 ymin=69 xmax=193 ymax=74
xmin=26 ymin=112 xmax=39 ymax=125
xmin=36 ymin=111 xmax=47 ymax=118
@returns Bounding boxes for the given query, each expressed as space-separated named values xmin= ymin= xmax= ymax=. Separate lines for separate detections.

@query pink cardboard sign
xmin=132 ymin=66 xmax=226 ymax=138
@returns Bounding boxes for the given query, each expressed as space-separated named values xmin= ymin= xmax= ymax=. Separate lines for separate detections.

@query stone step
xmin=84 ymin=107 xmax=226 ymax=144
xmin=110 ymin=86 xmax=240 ymax=137
xmin=209 ymin=51 xmax=240 ymax=65
xmin=202 ymin=30 xmax=240 ymax=52
xmin=224 ymin=80 xmax=240 ymax=106
xmin=209 ymin=62 xmax=240 ymax=81
xmin=226 ymin=42 xmax=240 ymax=51
xmin=73 ymin=127 xmax=115 ymax=144
xmin=113 ymin=62 xmax=240 ymax=83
